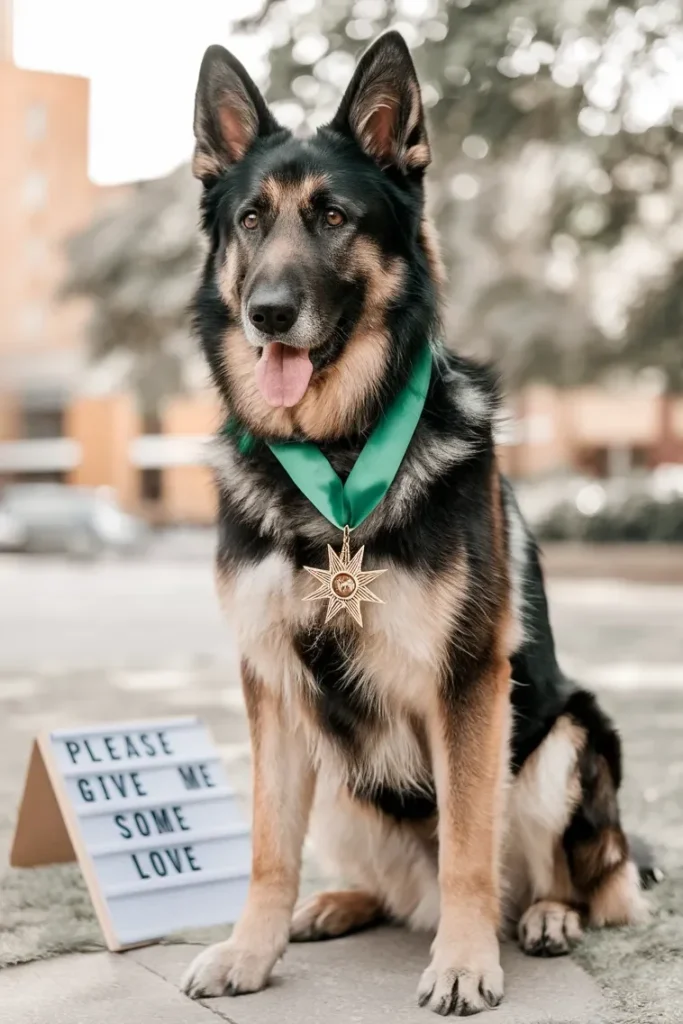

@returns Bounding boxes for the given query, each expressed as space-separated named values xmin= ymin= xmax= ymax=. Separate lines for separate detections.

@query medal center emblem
xmin=331 ymin=571 xmax=357 ymax=600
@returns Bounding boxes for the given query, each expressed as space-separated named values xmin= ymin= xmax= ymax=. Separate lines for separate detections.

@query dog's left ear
xmin=330 ymin=31 xmax=430 ymax=175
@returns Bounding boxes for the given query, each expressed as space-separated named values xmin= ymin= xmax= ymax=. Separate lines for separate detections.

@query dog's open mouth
xmin=255 ymin=342 xmax=314 ymax=408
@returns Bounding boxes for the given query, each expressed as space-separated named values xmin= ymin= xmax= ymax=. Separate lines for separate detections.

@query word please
xmin=64 ymin=731 xmax=173 ymax=765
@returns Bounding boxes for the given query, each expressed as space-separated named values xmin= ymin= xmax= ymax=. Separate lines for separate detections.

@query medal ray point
xmin=346 ymin=598 xmax=364 ymax=627
xmin=328 ymin=546 xmax=345 ymax=574
xmin=357 ymin=568 xmax=388 ymax=586
xmin=324 ymin=597 xmax=346 ymax=623
xmin=304 ymin=565 xmax=332 ymax=586
xmin=346 ymin=546 xmax=366 ymax=574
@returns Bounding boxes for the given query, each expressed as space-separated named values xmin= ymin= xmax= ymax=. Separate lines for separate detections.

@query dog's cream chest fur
xmin=222 ymin=552 xmax=465 ymax=708
xmin=219 ymin=551 xmax=470 ymax=790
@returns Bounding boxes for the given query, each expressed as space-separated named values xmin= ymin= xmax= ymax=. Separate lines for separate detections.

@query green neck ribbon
xmin=231 ymin=344 xmax=432 ymax=531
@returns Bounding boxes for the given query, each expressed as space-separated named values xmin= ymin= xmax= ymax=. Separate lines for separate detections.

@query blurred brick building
xmin=0 ymin=0 xmax=681 ymax=526
xmin=499 ymin=385 xmax=683 ymax=481
xmin=0 ymin=0 xmax=123 ymax=444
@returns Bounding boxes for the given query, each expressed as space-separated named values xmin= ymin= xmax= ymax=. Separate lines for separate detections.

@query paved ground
xmin=3 ymin=934 xmax=608 ymax=1024
xmin=0 ymin=552 xmax=682 ymax=1022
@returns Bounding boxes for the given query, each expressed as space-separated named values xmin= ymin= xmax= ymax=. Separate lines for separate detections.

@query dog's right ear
xmin=193 ymin=45 xmax=279 ymax=182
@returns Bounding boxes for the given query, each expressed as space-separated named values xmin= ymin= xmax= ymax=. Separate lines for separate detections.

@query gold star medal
xmin=304 ymin=526 xmax=386 ymax=627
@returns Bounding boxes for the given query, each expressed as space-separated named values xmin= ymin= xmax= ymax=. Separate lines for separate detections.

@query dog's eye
xmin=242 ymin=211 xmax=259 ymax=230
xmin=325 ymin=208 xmax=345 ymax=228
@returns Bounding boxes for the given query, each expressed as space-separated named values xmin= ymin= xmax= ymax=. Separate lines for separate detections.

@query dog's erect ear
xmin=193 ymin=44 xmax=279 ymax=181
xmin=330 ymin=32 xmax=430 ymax=175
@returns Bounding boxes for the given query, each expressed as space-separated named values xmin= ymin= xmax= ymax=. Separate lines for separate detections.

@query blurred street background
xmin=0 ymin=2 xmax=683 ymax=1021
xmin=0 ymin=0 xmax=683 ymax=539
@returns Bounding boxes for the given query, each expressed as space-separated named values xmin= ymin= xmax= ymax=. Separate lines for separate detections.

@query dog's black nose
xmin=248 ymin=285 xmax=299 ymax=335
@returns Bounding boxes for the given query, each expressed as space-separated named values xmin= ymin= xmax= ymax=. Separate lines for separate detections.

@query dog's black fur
xmin=181 ymin=30 xmax=656 ymax=1015
xmin=189 ymin=32 xmax=656 ymax=986
xmin=193 ymin=33 xmax=617 ymax=815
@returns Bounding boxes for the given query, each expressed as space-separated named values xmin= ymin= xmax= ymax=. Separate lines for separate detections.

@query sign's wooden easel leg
xmin=10 ymin=740 xmax=75 ymax=867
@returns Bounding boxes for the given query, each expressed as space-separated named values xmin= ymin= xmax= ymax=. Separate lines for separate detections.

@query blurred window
xmin=25 ymin=103 xmax=47 ymax=142
xmin=140 ymin=468 xmax=163 ymax=502
xmin=22 ymin=171 xmax=47 ymax=209
xmin=140 ymin=412 xmax=163 ymax=503
xmin=20 ymin=405 xmax=64 ymax=439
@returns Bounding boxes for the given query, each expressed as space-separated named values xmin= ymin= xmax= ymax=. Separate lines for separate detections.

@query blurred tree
xmin=65 ymin=167 xmax=203 ymax=418
xmin=618 ymin=255 xmax=683 ymax=390
xmin=66 ymin=0 xmax=683 ymax=405
xmin=244 ymin=0 xmax=683 ymax=385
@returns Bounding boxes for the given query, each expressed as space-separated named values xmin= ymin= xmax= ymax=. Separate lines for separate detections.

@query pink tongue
xmin=255 ymin=343 xmax=313 ymax=408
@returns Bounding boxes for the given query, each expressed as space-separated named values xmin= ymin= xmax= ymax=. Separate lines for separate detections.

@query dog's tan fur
xmin=220 ymin=214 xmax=404 ymax=442
xmin=222 ymin=313 xmax=392 ymax=441
xmin=183 ymin=662 xmax=315 ymax=997
xmin=184 ymin=36 xmax=647 ymax=1015
xmin=419 ymin=216 xmax=447 ymax=290
xmin=186 ymin=448 xmax=646 ymax=1009
xmin=291 ymin=889 xmax=384 ymax=940
xmin=261 ymin=173 xmax=329 ymax=213
xmin=505 ymin=712 xmax=647 ymax=953
xmin=189 ymin=462 xmax=512 ymax=1012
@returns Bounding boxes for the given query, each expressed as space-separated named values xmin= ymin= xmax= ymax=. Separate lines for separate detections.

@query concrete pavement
xmin=3 ymin=931 xmax=608 ymax=1024
xmin=1 ymin=554 xmax=682 ymax=1023
xmin=1 ymin=553 xmax=682 ymax=675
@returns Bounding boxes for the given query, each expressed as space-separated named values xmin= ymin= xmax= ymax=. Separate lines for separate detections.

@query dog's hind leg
xmin=508 ymin=690 xmax=647 ymax=959
xmin=291 ymin=890 xmax=384 ymax=940
xmin=507 ymin=712 xmax=586 ymax=955
xmin=560 ymin=692 xmax=648 ymax=930
xmin=297 ymin=768 xmax=440 ymax=940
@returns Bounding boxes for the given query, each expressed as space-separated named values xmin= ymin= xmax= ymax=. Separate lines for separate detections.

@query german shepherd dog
xmin=182 ymin=32 xmax=647 ymax=1016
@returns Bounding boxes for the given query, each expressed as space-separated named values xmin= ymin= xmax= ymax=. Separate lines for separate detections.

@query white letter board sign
xmin=10 ymin=717 xmax=250 ymax=951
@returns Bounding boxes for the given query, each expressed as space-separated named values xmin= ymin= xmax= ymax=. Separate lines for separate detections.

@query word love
xmin=132 ymin=844 xmax=202 ymax=881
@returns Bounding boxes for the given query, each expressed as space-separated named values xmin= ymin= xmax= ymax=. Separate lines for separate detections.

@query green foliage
xmin=241 ymin=0 xmax=683 ymax=385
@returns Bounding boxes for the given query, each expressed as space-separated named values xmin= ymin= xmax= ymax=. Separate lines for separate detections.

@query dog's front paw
xmin=417 ymin=933 xmax=503 ymax=1016
xmin=182 ymin=938 xmax=280 ymax=999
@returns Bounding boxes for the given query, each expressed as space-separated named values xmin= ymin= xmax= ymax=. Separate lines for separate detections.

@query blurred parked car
xmin=0 ymin=484 xmax=148 ymax=558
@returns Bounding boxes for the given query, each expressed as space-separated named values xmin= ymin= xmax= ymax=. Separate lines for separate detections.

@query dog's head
xmin=193 ymin=31 xmax=442 ymax=441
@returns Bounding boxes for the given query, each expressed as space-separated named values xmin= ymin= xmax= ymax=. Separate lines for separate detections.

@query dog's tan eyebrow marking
xmin=260 ymin=176 xmax=284 ymax=208
xmin=260 ymin=173 xmax=330 ymax=211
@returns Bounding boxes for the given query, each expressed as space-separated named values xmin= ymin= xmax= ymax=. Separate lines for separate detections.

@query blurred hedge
xmin=537 ymin=495 xmax=683 ymax=543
